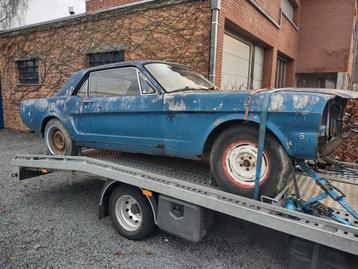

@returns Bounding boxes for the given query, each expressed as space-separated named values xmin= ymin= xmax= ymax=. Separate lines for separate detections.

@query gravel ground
xmin=0 ymin=129 xmax=289 ymax=269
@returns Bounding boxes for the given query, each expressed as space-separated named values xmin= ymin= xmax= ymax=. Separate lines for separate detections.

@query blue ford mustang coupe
xmin=20 ymin=61 xmax=358 ymax=197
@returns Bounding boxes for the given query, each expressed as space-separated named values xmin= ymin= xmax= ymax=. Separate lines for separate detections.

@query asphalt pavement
xmin=0 ymin=129 xmax=289 ymax=269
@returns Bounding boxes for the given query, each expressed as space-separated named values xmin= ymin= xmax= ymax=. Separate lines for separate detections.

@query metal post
xmin=209 ymin=0 xmax=221 ymax=84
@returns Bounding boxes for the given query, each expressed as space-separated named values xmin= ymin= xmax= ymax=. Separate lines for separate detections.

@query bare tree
xmin=0 ymin=0 xmax=28 ymax=30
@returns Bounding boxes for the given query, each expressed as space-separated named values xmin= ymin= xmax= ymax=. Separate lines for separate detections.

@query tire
xmin=44 ymin=119 xmax=78 ymax=156
xmin=109 ymin=185 xmax=156 ymax=240
xmin=210 ymin=124 xmax=292 ymax=198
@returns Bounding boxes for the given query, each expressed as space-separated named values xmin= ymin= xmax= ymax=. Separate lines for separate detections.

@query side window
xmin=77 ymin=80 xmax=88 ymax=97
xmin=139 ymin=74 xmax=155 ymax=94
xmin=89 ymin=68 xmax=140 ymax=97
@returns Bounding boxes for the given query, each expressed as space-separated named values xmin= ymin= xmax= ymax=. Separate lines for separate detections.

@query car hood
xmin=275 ymin=87 xmax=358 ymax=99
xmin=163 ymin=88 xmax=357 ymax=113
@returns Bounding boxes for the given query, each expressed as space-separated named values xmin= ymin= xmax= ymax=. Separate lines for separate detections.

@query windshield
xmin=144 ymin=63 xmax=214 ymax=93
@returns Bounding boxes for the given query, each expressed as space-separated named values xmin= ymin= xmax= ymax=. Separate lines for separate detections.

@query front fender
xmin=200 ymin=110 xmax=324 ymax=160
xmin=200 ymin=113 xmax=299 ymax=158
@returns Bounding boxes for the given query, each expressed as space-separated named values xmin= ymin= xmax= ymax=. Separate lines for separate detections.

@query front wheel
xmin=210 ymin=124 xmax=292 ymax=198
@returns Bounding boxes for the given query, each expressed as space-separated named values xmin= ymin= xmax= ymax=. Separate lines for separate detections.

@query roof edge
xmin=0 ymin=0 xmax=197 ymax=37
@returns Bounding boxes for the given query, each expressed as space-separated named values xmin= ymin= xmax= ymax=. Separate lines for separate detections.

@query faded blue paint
xmin=19 ymin=61 xmax=358 ymax=160
xmin=55 ymin=69 xmax=87 ymax=97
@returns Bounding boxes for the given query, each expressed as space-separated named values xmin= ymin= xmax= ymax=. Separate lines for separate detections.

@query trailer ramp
xmin=12 ymin=150 xmax=358 ymax=255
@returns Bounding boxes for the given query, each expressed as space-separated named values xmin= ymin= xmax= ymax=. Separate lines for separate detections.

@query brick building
xmin=0 ymin=0 xmax=357 ymax=130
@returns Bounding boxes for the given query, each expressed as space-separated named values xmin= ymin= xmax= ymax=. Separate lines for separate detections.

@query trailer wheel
xmin=109 ymin=185 xmax=155 ymax=240
xmin=44 ymin=119 xmax=78 ymax=156
xmin=210 ymin=124 xmax=292 ymax=198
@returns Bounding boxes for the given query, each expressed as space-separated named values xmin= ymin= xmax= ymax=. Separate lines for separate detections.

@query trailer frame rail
xmin=11 ymin=154 xmax=358 ymax=255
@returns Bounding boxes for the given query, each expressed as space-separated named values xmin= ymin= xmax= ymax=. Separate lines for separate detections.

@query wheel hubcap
xmin=115 ymin=195 xmax=142 ymax=232
xmin=224 ymin=143 xmax=269 ymax=187
xmin=46 ymin=126 xmax=67 ymax=155
xmin=52 ymin=130 xmax=65 ymax=151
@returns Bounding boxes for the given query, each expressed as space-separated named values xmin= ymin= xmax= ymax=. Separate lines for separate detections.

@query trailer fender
xmin=98 ymin=180 xmax=158 ymax=224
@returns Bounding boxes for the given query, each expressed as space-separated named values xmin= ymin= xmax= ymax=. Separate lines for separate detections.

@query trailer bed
xmin=85 ymin=149 xmax=358 ymax=213
xmin=11 ymin=150 xmax=358 ymax=255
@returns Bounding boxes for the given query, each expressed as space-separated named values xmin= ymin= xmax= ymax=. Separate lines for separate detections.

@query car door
xmin=71 ymin=67 xmax=165 ymax=154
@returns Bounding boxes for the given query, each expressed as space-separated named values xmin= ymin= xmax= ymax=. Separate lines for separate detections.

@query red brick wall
xmin=215 ymin=0 xmax=300 ymax=88
xmin=297 ymin=0 xmax=356 ymax=74
xmin=86 ymin=0 xmax=139 ymax=12
xmin=0 ymin=0 xmax=211 ymax=130
xmin=256 ymin=0 xmax=281 ymax=22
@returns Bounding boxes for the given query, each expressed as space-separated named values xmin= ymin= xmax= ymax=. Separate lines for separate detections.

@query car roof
xmin=56 ymin=60 xmax=194 ymax=97
xmin=82 ymin=60 xmax=182 ymax=73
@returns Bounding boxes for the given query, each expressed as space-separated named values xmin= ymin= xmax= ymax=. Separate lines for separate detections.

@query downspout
xmin=209 ymin=0 xmax=221 ymax=84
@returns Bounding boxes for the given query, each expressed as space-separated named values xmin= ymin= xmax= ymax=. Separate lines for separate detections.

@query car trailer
xmin=11 ymin=149 xmax=358 ymax=269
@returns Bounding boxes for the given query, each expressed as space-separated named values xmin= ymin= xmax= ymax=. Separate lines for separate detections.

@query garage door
xmin=221 ymin=33 xmax=264 ymax=91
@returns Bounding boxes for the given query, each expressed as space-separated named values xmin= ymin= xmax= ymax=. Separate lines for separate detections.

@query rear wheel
xmin=44 ymin=119 xmax=78 ymax=156
xmin=210 ymin=124 xmax=292 ymax=198
xmin=109 ymin=185 xmax=156 ymax=240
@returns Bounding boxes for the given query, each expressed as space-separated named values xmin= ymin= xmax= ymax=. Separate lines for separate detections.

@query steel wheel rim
xmin=224 ymin=143 xmax=269 ymax=187
xmin=46 ymin=126 xmax=66 ymax=155
xmin=115 ymin=195 xmax=142 ymax=232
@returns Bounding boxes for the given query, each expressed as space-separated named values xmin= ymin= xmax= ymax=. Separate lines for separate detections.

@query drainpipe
xmin=209 ymin=0 xmax=221 ymax=84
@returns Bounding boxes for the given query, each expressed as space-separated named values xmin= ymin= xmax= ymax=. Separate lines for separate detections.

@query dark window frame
xmin=87 ymin=50 xmax=125 ymax=67
xmin=75 ymin=66 xmax=157 ymax=98
xmin=296 ymin=73 xmax=337 ymax=89
xmin=77 ymin=79 xmax=88 ymax=98
xmin=275 ymin=57 xmax=288 ymax=88
xmin=16 ymin=59 xmax=39 ymax=85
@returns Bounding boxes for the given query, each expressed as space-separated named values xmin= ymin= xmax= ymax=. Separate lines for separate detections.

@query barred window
xmin=16 ymin=59 xmax=39 ymax=85
xmin=88 ymin=51 xmax=125 ymax=67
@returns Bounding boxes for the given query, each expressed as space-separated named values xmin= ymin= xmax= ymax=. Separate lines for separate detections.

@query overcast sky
xmin=15 ymin=0 xmax=86 ymax=27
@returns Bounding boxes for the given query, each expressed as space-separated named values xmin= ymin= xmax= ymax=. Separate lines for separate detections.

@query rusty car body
xmin=19 ymin=61 xmax=358 ymax=197
xmin=20 ymin=61 xmax=357 ymax=159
